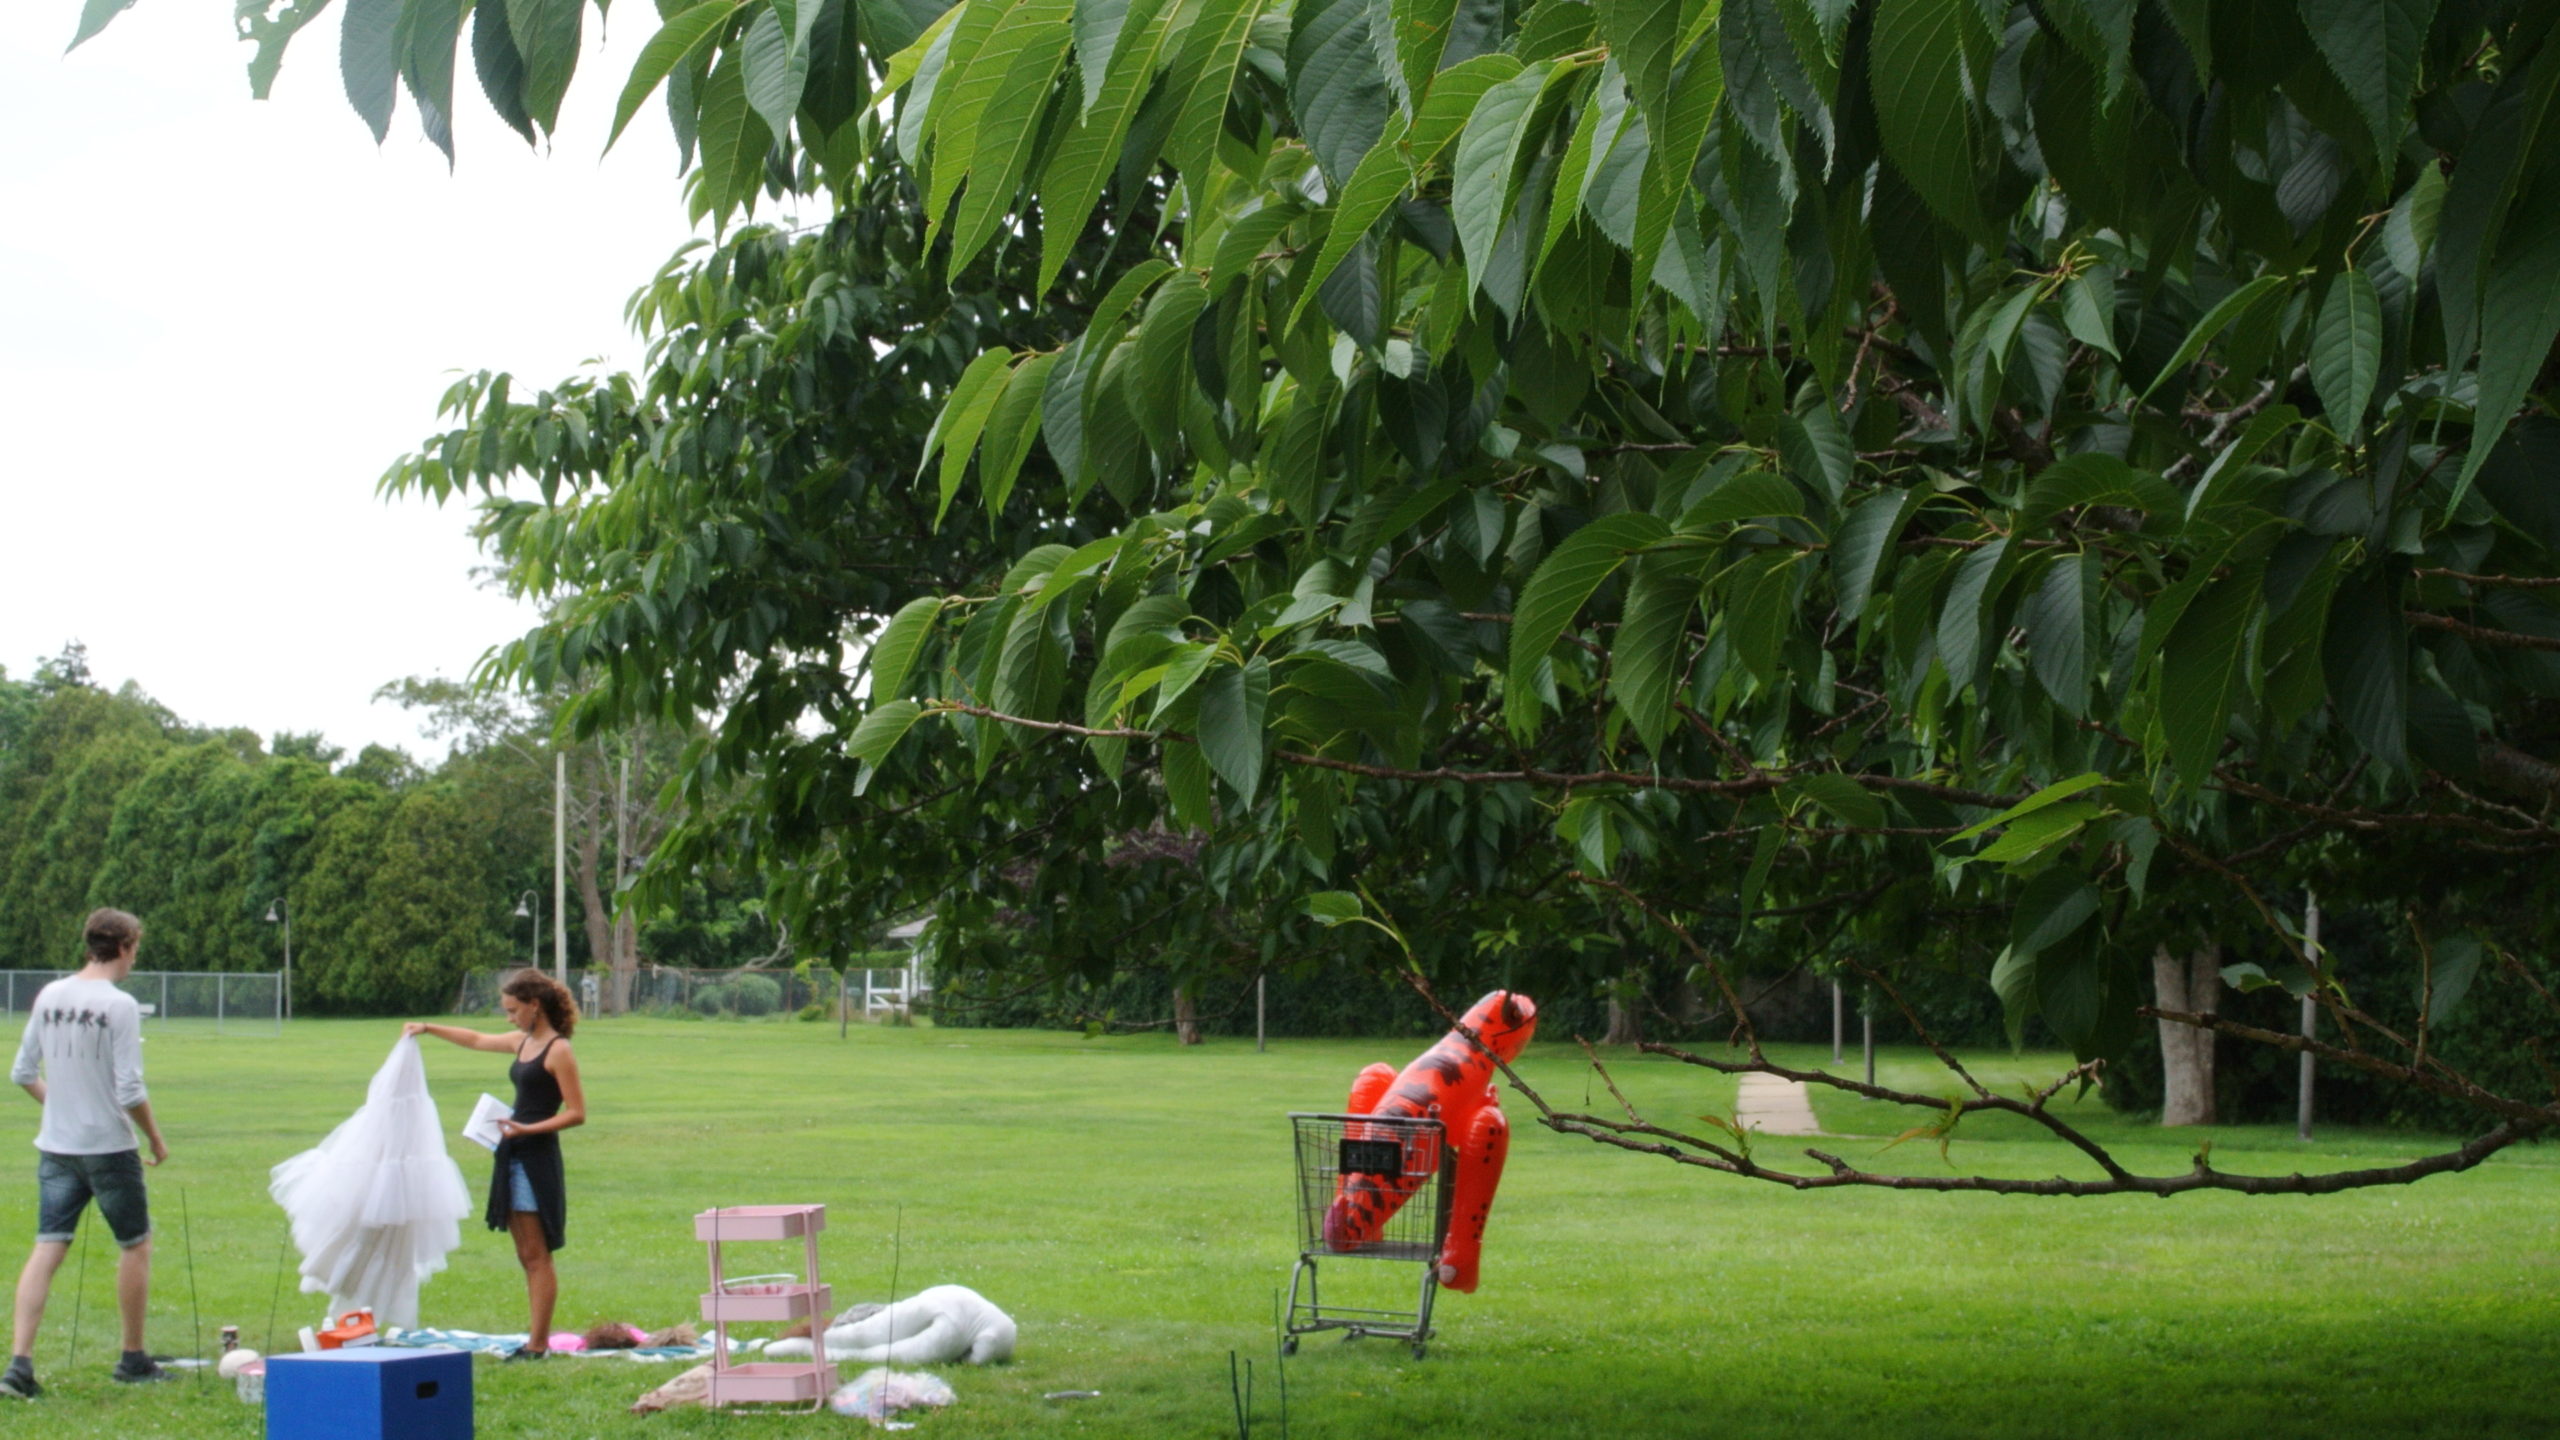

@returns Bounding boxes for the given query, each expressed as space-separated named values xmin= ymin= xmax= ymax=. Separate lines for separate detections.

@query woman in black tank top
xmin=405 ymin=969 xmax=587 ymax=1358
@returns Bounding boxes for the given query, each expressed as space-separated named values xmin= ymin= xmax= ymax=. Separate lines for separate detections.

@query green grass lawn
xmin=1 ymin=1016 xmax=2551 ymax=1438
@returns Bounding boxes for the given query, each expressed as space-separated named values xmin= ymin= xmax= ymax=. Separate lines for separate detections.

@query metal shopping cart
xmin=1282 ymin=1112 xmax=1453 ymax=1359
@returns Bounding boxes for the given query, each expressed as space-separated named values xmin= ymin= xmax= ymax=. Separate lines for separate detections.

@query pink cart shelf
xmin=697 ymin=1204 xmax=835 ymax=1410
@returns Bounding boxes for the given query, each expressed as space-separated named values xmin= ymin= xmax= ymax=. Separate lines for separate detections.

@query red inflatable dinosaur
xmin=1323 ymin=991 xmax=1537 ymax=1292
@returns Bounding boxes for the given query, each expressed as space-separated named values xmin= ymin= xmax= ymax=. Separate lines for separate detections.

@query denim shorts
xmin=36 ymin=1149 xmax=151 ymax=1248
xmin=509 ymin=1161 xmax=537 ymax=1213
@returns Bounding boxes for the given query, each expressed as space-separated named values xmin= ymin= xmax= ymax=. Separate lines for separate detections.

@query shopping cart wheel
xmin=1281 ymin=1337 xmax=1299 ymax=1357
xmin=1410 ymin=1341 xmax=1428 ymax=1360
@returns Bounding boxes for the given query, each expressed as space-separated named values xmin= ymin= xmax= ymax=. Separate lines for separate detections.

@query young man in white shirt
xmin=3 ymin=908 xmax=171 ymax=1398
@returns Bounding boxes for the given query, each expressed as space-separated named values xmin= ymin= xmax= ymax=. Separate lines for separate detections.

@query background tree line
xmin=0 ymin=644 xmax=778 ymax=1013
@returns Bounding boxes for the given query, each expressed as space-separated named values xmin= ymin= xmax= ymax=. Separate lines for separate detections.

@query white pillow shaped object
xmin=268 ymin=1037 xmax=473 ymax=1330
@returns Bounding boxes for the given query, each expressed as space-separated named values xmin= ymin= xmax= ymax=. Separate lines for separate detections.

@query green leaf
xmin=2033 ymin=940 xmax=2105 ymax=1056
xmin=977 ymin=351 xmax=1062 ymax=519
xmin=849 ymin=699 xmax=930 ymax=788
xmin=400 ymin=0 xmax=467 ymax=163
xmin=1870 ymin=0 xmax=1989 ymax=239
xmin=1506 ymin=512 xmax=1671 ymax=736
xmin=741 ymin=4 xmax=812 ymax=140
xmin=472 ymin=0 xmax=539 ymax=144
xmin=1831 ymin=488 xmax=1916 ymax=623
xmin=1776 ymin=396 xmax=1852 ymax=508
xmin=1073 ymin=0 xmax=1135 ymax=110
xmin=2021 ymin=553 xmax=2092 ymax=717
xmin=1163 ymin=733 xmax=1216 ymax=829
xmin=1289 ymin=112 xmax=1411 ymax=328
xmin=1725 ymin=549 xmax=1802 ymax=684
xmin=2059 ymin=272 xmax=2117 ymax=359
xmin=1990 ymin=944 xmax=2037 ymax=1050
xmin=1452 ymin=62 xmax=1553 ymax=303
xmin=865 ymin=596 xmax=946 ymax=700
xmin=2158 ymin=560 xmax=2263 ymax=790
xmin=1408 ymin=53 xmax=1523 ymax=167
xmin=1946 ymin=772 xmax=2107 ymax=843
xmin=609 ymin=0 xmax=744 ymax=151
xmin=1738 ymin=823 xmax=1783 ymax=916
xmin=1934 ymin=538 xmax=2010 ymax=694
xmin=343 ymin=0 xmax=407 ymax=144
xmin=2324 ymin=568 xmax=2409 ymax=771
xmin=68 ymin=0 xmax=138 ymax=52
xmin=1165 ymin=0 xmax=1267 ymax=183
xmin=694 ymin=42 xmax=776 ymax=216
xmin=2310 ymin=269 xmax=2381 ymax=436
xmin=920 ymin=346 xmax=1019 ymax=525
xmin=1197 ymin=656 xmax=1272 ymax=803
xmin=2010 ymin=870 xmax=2098 ymax=957
xmin=2015 ymin=453 xmax=2179 ymax=533
xmin=1593 ymin=0 xmax=1678 ymax=151
xmin=1676 ymin=469 xmax=1803 ymax=530
xmin=503 ymin=0 xmax=583 ymax=133
xmin=1302 ymin=890 xmax=1365 ymax=923
xmin=1290 ymin=0 xmax=1393 ymax=185
xmin=1974 ymin=801 xmax=2101 ymax=866
xmin=947 ymin=0 xmax=1078 ymax=268
xmin=2456 ymin=164 xmax=2560 ymax=504
xmin=2424 ymin=934 xmax=2483 ymax=1026
xmin=2298 ymin=0 xmax=2438 ymax=161
xmin=1787 ymin=773 xmax=1884 ymax=830
xmin=929 ymin=0 xmax=1076 ymax=239
xmin=1614 ymin=559 xmax=1697 ymax=754
xmin=2135 ymin=273 xmax=2290 ymax=405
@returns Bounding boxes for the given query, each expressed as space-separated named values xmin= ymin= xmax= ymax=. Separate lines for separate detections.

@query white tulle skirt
xmin=269 ymin=1037 xmax=472 ymax=1330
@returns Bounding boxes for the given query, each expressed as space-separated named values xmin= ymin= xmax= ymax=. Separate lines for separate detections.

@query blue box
xmin=266 ymin=1348 xmax=472 ymax=1440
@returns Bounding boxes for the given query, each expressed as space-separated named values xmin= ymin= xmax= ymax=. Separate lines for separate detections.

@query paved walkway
xmin=1734 ymin=1072 xmax=1823 ymax=1136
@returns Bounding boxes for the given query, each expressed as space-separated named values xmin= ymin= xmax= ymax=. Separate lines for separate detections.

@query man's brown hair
xmin=82 ymin=908 xmax=141 ymax=963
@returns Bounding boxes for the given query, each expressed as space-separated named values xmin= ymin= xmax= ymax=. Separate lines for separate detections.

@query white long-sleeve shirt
xmin=10 ymin=977 xmax=147 ymax=1155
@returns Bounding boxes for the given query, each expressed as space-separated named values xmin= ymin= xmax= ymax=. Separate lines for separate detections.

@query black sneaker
xmin=500 ymin=1346 xmax=550 ymax=1363
xmin=0 ymin=1369 xmax=38 ymax=1399
xmin=110 ymin=1357 xmax=172 ymax=1385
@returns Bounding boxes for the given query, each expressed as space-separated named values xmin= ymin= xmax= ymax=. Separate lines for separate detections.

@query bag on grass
xmin=269 ymin=1036 xmax=472 ymax=1330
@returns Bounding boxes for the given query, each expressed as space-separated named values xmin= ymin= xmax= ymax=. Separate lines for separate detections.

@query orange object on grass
xmin=1322 ymin=991 xmax=1536 ymax=1292
xmin=316 ymin=1309 xmax=378 ymax=1349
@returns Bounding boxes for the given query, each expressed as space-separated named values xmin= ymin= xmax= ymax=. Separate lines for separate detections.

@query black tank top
xmin=511 ymin=1037 xmax=563 ymax=1124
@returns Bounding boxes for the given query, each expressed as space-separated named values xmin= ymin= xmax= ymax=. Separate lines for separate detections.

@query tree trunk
xmin=1602 ymin=989 xmax=1644 ymax=1046
xmin=573 ymin=812 xmax=612 ymax=990
xmin=1173 ymin=987 xmax=1203 ymax=1046
xmin=2152 ymin=941 xmax=2222 ymax=1126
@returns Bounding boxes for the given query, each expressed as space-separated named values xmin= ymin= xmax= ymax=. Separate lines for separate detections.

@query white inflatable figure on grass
xmin=765 ymin=1284 xmax=1016 ymax=1365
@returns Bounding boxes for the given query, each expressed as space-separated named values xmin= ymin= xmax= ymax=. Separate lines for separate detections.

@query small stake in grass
xmin=67 ymin=1221 xmax=88 ymax=1373
xmin=180 ymin=1187 xmax=204 ymax=1389
xmin=263 ymin=1227 xmax=292 ymax=1356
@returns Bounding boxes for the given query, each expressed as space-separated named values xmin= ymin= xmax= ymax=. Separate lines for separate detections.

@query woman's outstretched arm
xmin=403 ymin=1022 xmax=520 ymax=1053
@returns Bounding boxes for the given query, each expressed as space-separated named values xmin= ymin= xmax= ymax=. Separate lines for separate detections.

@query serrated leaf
xmin=1787 ymin=772 xmax=1885 ymax=829
xmin=2299 ymin=0 xmax=2438 ymax=161
xmin=2310 ymin=268 xmax=2381 ymax=436
xmin=1408 ymin=53 xmax=1524 ymax=167
xmin=947 ymin=0 xmax=1077 ymax=267
xmin=1506 ymin=512 xmax=1670 ymax=735
xmin=1870 ymin=0 xmax=1988 ymax=239
xmin=1291 ymin=0 xmax=1393 ymax=185
xmin=2060 ymin=272 xmax=2117 ymax=358
xmin=1163 ymin=731 xmax=1216 ymax=829
xmin=472 ymin=0 xmax=539 ymax=144
xmin=1452 ymin=62 xmax=1553 ymax=303
xmin=2011 ymin=870 xmax=2098 ymax=957
xmin=741 ymin=4 xmax=812 ymax=140
xmin=504 ymin=0 xmax=583 ymax=133
xmin=342 ymin=0 xmax=406 ymax=143
xmin=1832 ymin=488 xmax=1917 ymax=623
xmin=1165 ymin=0 xmax=1267 ymax=183
xmin=2456 ymin=164 xmax=2560 ymax=505
xmin=2324 ymin=568 xmax=2409 ymax=771
xmin=977 ymin=351 xmax=1062 ymax=520
xmin=694 ymin=42 xmax=775 ymax=216
xmin=921 ymin=346 xmax=1019 ymax=525
xmin=2015 ymin=453 xmax=2179 ymax=532
xmin=1593 ymin=0 xmax=1678 ymax=148
xmin=1676 ymin=469 xmax=1802 ymax=530
xmin=865 ymin=596 xmax=946 ymax=700
xmin=2135 ymin=273 xmax=2290 ymax=405
xmin=1303 ymin=889 xmax=1365 ymax=922
xmin=1614 ymin=559 xmax=1697 ymax=754
xmin=2159 ymin=559 xmax=2263 ymax=789
xmin=2022 ymin=553 xmax=2092 ymax=717
xmin=1946 ymin=772 xmax=2107 ymax=843
xmin=1198 ymin=656 xmax=1272 ymax=802
xmin=850 ymin=698 xmax=930 ymax=768
xmin=609 ymin=0 xmax=744 ymax=151
xmin=400 ymin=0 xmax=468 ymax=163
xmin=1290 ymin=113 xmax=1412 ymax=328
xmin=1934 ymin=538 xmax=2010 ymax=694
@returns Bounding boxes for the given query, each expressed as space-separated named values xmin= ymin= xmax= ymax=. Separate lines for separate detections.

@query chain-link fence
xmin=0 ymin=971 xmax=283 ymax=1035
xmin=456 ymin=964 xmax=929 ymax=1022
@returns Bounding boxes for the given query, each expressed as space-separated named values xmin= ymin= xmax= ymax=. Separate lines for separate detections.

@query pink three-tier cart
xmin=696 ymin=1204 xmax=837 ymax=1409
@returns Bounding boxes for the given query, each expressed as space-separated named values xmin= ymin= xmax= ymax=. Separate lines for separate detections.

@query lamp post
xmin=515 ymin=891 xmax=542 ymax=972
xmin=263 ymin=898 xmax=292 ymax=1023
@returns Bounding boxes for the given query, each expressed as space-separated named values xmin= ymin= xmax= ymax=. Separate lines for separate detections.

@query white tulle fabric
xmin=268 ymin=1037 xmax=472 ymax=1330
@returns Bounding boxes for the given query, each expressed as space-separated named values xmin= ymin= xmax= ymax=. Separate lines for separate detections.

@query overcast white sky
xmin=0 ymin=8 xmax=739 ymax=759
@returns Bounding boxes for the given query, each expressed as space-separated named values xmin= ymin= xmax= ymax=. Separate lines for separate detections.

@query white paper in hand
xmin=462 ymin=1093 xmax=514 ymax=1151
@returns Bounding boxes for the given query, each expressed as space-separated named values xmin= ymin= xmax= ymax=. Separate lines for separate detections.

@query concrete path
xmin=1734 ymin=1072 xmax=1823 ymax=1136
